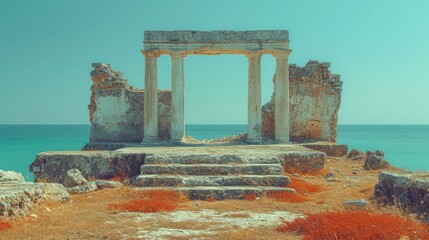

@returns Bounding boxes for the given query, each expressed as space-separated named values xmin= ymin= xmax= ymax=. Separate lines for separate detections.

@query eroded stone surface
xmin=63 ymin=169 xmax=88 ymax=187
xmin=89 ymin=63 xmax=171 ymax=142
xmin=31 ymin=151 xmax=145 ymax=183
xmin=44 ymin=183 xmax=70 ymax=203
xmin=262 ymin=60 xmax=342 ymax=142
xmin=375 ymin=171 xmax=429 ymax=222
xmin=108 ymin=209 xmax=303 ymax=240
xmin=301 ymin=142 xmax=348 ymax=157
xmin=0 ymin=170 xmax=46 ymax=218
xmin=94 ymin=180 xmax=121 ymax=189
xmin=66 ymin=181 xmax=98 ymax=194
xmin=0 ymin=170 xmax=25 ymax=183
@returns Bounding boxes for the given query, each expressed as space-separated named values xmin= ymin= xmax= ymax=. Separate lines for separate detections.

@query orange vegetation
xmin=268 ymin=176 xmax=324 ymax=203
xmin=0 ymin=220 xmax=11 ymax=231
xmin=205 ymin=198 xmax=216 ymax=202
xmin=269 ymin=191 xmax=309 ymax=203
xmin=107 ymin=190 xmax=188 ymax=213
xmin=277 ymin=211 xmax=429 ymax=240
xmin=288 ymin=176 xmax=324 ymax=194
xmin=283 ymin=166 xmax=329 ymax=177
xmin=108 ymin=199 xmax=176 ymax=213
xmin=244 ymin=193 xmax=258 ymax=201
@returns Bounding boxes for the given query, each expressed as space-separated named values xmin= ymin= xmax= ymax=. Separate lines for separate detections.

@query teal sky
xmin=1 ymin=0 xmax=428 ymax=125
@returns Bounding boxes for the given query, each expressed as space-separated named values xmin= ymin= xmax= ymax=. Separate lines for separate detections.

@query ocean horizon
xmin=0 ymin=124 xmax=428 ymax=181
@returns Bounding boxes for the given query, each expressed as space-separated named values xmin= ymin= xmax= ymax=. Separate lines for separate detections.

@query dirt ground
xmin=0 ymin=157 xmax=402 ymax=240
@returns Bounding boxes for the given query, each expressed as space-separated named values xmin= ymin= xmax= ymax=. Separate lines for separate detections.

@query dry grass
xmin=269 ymin=191 xmax=309 ymax=203
xmin=278 ymin=210 xmax=429 ymax=240
xmin=288 ymin=176 xmax=324 ymax=194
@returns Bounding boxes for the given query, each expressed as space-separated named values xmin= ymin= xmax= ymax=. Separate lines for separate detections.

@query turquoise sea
xmin=0 ymin=124 xmax=428 ymax=181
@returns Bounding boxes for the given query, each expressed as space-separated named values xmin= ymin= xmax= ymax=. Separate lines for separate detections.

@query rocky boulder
xmin=1 ymin=170 xmax=46 ymax=218
xmin=364 ymin=150 xmax=390 ymax=170
xmin=0 ymin=170 xmax=25 ymax=183
xmin=375 ymin=171 xmax=429 ymax=223
xmin=63 ymin=168 xmax=88 ymax=187
xmin=44 ymin=183 xmax=70 ymax=203
xmin=347 ymin=149 xmax=365 ymax=160
xmin=61 ymin=169 xmax=121 ymax=194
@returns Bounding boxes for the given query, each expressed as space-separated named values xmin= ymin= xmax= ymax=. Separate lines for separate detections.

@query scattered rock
xmin=94 ymin=180 xmax=121 ymax=189
xmin=292 ymin=173 xmax=300 ymax=177
xmin=364 ymin=151 xmax=390 ymax=170
xmin=347 ymin=149 xmax=365 ymax=160
xmin=344 ymin=199 xmax=369 ymax=209
xmin=66 ymin=181 xmax=98 ymax=194
xmin=352 ymin=170 xmax=359 ymax=175
xmin=63 ymin=169 xmax=88 ymax=187
xmin=0 ymin=170 xmax=25 ymax=183
xmin=326 ymin=177 xmax=340 ymax=182
xmin=44 ymin=183 xmax=70 ymax=203
xmin=326 ymin=172 xmax=335 ymax=178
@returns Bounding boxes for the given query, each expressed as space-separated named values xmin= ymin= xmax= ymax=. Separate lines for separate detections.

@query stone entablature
xmin=142 ymin=30 xmax=292 ymax=143
xmin=144 ymin=30 xmax=289 ymax=54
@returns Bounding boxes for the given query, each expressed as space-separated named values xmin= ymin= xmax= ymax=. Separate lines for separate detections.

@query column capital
xmin=169 ymin=51 xmax=187 ymax=59
xmin=141 ymin=50 xmax=161 ymax=59
xmin=245 ymin=50 xmax=263 ymax=59
xmin=272 ymin=50 xmax=292 ymax=59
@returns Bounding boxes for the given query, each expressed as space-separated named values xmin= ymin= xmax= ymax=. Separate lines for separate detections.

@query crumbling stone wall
xmin=89 ymin=63 xmax=171 ymax=142
xmin=262 ymin=60 xmax=342 ymax=142
xmin=89 ymin=60 xmax=342 ymax=143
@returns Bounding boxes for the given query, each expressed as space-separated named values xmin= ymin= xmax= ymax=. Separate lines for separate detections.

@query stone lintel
xmin=144 ymin=30 xmax=290 ymax=54
xmin=144 ymin=30 xmax=289 ymax=43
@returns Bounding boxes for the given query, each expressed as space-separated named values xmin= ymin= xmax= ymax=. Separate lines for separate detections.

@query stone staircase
xmin=133 ymin=154 xmax=295 ymax=200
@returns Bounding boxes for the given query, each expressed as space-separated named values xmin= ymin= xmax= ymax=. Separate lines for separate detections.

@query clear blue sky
xmin=1 ymin=0 xmax=428 ymax=124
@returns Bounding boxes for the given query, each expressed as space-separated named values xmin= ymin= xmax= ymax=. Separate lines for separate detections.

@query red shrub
xmin=108 ymin=199 xmax=176 ymax=213
xmin=288 ymin=176 xmax=324 ymax=194
xmin=278 ymin=211 xmax=429 ymax=240
xmin=205 ymin=198 xmax=216 ymax=202
xmin=0 ymin=220 xmax=11 ymax=231
xmin=108 ymin=190 xmax=188 ymax=213
xmin=269 ymin=191 xmax=308 ymax=203
xmin=244 ymin=193 xmax=258 ymax=201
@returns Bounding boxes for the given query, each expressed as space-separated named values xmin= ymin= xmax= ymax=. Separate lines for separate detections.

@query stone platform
xmin=30 ymin=143 xmax=337 ymax=200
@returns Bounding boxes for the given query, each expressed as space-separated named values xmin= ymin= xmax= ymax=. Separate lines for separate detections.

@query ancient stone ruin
xmin=88 ymin=30 xmax=342 ymax=144
xmin=29 ymin=30 xmax=346 ymax=201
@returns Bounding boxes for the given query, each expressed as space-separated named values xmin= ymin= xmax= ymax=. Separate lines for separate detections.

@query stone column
xmin=274 ymin=50 xmax=291 ymax=142
xmin=170 ymin=51 xmax=186 ymax=142
xmin=142 ymin=50 xmax=160 ymax=143
xmin=246 ymin=51 xmax=262 ymax=143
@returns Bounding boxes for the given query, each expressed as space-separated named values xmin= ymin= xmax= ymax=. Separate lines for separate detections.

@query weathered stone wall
xmin=89 ymin=61 xmax=342 ymax=143
xmin=262 ymin=60 xmax=342 ymax=142
xmin=89 ymin=63 xmax=171 ymax=143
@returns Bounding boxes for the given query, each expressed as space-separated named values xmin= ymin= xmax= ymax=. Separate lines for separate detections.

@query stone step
xmin=133 ymin=186 xmax=296 ymax=200
xmin=144 ymin=154 xmax=280 ymax=165
xmin=140 ymin=164 xmax=283 ymax=175
xmin=133 ymin=175 xmax=290 ymax=187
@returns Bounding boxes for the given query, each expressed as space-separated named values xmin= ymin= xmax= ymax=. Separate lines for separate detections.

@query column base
xmin=274 ymin=137 xmax=290 ymax=144
xmin=141 ymin=136 xmax=159 ymax=144
xmin=170 ymin=137 xmax=185 ymax=144
xmin=247 ymin=138 xmax=262 ymax=144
